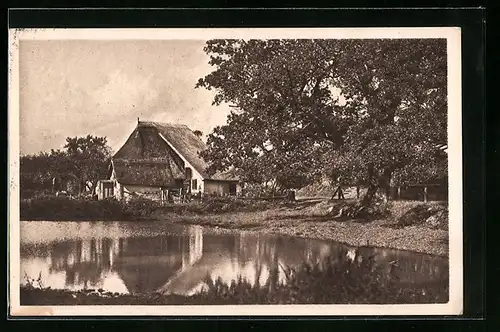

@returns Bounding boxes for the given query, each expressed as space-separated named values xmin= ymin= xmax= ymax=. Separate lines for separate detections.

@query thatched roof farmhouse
xmin=97 ymin=120 xmax=240 ymax=201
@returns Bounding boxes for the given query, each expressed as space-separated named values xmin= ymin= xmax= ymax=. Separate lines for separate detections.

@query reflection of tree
xmin=229 ymin=234 xmax=448 ymax=291
xmin=353 ymin=246 xmax=448 ymax=284
xmin=232 ymin=233 xmax=335 ymax=288
xmin=48 ymin=238 xmax=114 ymax=288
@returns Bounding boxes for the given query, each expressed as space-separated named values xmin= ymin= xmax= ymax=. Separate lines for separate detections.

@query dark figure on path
xmin=332 ymin=185 xmax=345 ymax=200
xmin=285 ymin=190 xmax=296 ymax=201
xmin=331 ymin=176 xmax=345 ymax=200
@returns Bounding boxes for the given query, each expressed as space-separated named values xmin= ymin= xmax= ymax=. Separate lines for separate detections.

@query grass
xmin=20 ymin=248 xmax=448 ymax=305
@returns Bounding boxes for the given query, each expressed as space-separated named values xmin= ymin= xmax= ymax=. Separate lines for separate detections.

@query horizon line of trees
xmin=20 ymin=135 xmax=112 ymax=198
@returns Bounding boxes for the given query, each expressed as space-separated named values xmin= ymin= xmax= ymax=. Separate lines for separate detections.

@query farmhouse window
xmin=229 ymin=183 xmax=237 ymax=195
xmin=192 ymin=179 xmax=197 ymax=190
xmin=102 ymin=182 xmax=114 ymax=199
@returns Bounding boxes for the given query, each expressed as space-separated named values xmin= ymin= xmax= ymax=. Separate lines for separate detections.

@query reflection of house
xmin=44 ymin=227 xmax=206 ymax=295
xmin=22 ymin=226 xmax=448 ymax=297
xmin=97 ymin=120 xmax=242 ymax=201
xmin=113 ymin=228 xmax=204 ymax=294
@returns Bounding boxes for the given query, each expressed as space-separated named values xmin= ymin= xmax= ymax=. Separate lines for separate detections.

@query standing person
xmin=332 ymin=176 xmax=345 ymax=200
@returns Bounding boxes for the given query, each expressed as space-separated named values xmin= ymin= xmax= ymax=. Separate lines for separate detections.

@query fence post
xmin=423 ymin=186 xmax=428 ymax=203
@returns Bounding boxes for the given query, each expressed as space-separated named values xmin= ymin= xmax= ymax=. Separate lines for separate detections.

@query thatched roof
xmin=141 ymin=121 xmax=211 ymax=177
xmin=113 ymin=121 xmax=238 ymax=182
xmin=114 ymin=259 xmax=183 ymax=294
xmin=112 ymin=159 xmax=184 ymax=187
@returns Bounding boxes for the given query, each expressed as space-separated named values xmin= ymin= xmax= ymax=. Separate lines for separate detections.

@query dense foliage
xmin=20 ymin=196 xmax=278 ymax=221
xmin=196 ymin=39 xmax=448 ymax=203
xmin=20 ymin=197 xmax=128 ymax=221
xmin=20 ymin=135 xmax=112 ymax=197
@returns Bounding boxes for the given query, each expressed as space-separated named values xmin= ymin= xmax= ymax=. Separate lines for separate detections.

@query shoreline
xmin=20 ymin=199 xmax=449 ymax=257
xmin=165 ymin=211 xmax=448 ymax=258
xmin=21 ymin=214 xmax=448 ymax=258
xmin=178 ymin=219 xmax=449 ymax=258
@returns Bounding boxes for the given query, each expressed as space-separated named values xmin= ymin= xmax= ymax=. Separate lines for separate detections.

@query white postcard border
xmin=8 ymin=27 xmax=463 ymax=317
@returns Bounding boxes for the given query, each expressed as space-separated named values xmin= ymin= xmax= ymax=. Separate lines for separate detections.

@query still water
xmin=20 ymin=221 xmax=448 ymax=296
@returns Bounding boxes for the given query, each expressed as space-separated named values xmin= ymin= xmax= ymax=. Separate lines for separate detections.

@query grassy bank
xmin=20 ymin=249 xmax=448 ymax=305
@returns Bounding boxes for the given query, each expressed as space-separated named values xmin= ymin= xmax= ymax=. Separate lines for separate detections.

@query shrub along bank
xmin=20 ymin=196 xmax=279 ymax=221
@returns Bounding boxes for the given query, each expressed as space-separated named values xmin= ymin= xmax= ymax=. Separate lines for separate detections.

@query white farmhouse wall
xmin=188 ymin=172 xmax=205 ymax=194
xmin=204 ymin=181 xmax=224 ymax=195
xmin=109 ymin=168 xmax=123 ymax=200
xmin=204 ymin=181 xmax=241 ymax=196
xmin=122 ymin=184 xmax=163 ymax=201
xmin=158 ymin=132 xmax=205 ymax=194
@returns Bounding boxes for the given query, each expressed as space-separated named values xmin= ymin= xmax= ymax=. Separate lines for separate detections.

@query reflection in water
xmin=20 ymin=221 xmax=448 ymax=296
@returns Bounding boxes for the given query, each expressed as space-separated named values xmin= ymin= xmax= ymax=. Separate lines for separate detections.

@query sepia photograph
xmin=8 ymin=28 xmax=463 ymax=316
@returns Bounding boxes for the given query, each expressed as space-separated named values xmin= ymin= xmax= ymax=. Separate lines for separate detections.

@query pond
xmin=20 ymin=220 xmax=448 ymax=297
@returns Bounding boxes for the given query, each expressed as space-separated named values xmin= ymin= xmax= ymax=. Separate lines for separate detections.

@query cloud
xmin=92 ymin=69 xmax=158 ymax=114
xmin=19 ymin=40 xmax=231 ymax=155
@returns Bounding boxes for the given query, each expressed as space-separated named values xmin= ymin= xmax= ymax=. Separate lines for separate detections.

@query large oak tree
xmin=196 ymin=39 xmax=447 ymax=203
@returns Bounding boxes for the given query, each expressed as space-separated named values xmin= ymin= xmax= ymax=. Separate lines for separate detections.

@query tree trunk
xmin=361 ymin=164 xmax=377 ymax=206
xmin=361 ymin=182 xmax=378 ymax=206
xmin=378 ymin=168 xmax=392 ymax=203
xmin=361 ymin=167 xmax=393 ymax=206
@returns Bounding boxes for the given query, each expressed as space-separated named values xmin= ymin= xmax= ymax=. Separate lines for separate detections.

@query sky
xmin=18 ymin=40 xmax=232 ymax=156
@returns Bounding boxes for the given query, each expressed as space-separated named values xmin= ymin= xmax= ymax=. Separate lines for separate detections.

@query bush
xmin=19 ymin=195 xmax=280 ymax=221
xmin=397 ymin=203 xmax=448 ymax=229
xmin=20 ymin=197 xmax=127 ymax=221
xmin=121 ymin=197 xmax=162 ymax=218
xmin=158 ymin=196 xmax=275 ymax=215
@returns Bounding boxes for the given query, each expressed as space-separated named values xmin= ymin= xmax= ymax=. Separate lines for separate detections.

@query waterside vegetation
xmin=21 ymin=248 xmax=448 ymax=305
